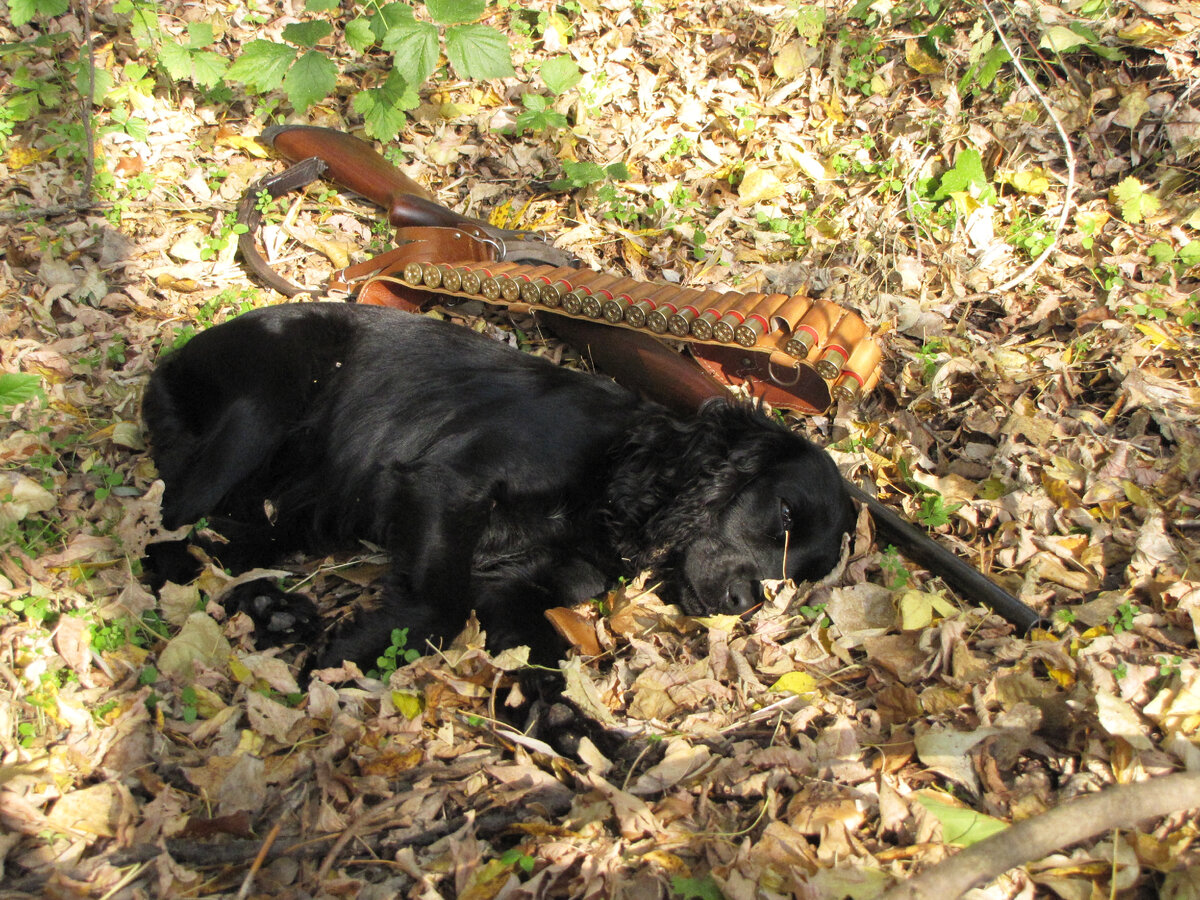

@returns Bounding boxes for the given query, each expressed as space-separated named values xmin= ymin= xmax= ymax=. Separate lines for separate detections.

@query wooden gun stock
xmin=536 ymin=312 xmax=1044 ymax=633
xmin=262 ymin=125 xmax=490 ymax=232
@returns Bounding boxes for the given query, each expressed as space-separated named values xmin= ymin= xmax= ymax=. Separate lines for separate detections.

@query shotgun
xmin=244 ymin=125 xmax=1045 ymax=634
xmin=543 ymin=316 xmax=1045 ymax=633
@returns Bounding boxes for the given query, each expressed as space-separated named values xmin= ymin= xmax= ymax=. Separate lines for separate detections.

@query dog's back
xmin=144 ymin=303 xmax=361 ymax=528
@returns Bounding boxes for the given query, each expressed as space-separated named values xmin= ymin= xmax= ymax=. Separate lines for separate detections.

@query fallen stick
xmin=880 ymin=772 xmax=1200 ymax=900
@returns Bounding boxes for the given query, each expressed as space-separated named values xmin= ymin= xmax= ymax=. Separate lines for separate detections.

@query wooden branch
xmin=881 ymin=773 xmax=1200 ymax=900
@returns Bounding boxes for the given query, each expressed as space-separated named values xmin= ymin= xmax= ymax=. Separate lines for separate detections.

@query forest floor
xmin=1 ymin=0 xmax=1200 ymax=897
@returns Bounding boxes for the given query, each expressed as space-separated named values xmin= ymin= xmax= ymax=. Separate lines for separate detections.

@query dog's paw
xmin=222 ymin=580 xmax=319 ymax=646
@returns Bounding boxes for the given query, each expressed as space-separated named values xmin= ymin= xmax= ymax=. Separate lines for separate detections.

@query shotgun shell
xmin=525 ymin=266 xmax=582 ymax=308
xmin=562 ymin=289 xmax=587 ymax=315
xmin=831 ymin=339 xmax=882 ymax=402
xmin=540 ymin=276 xmax=577 ymax=307
xmin=572 ymin=274 xmax=627 ymax=318
xmin=643 ymin=286 xmax=691 ymax=333
xmin=625 ymin=299 xmax=655 ymax=328
xmin=715 ymin=294 xmax=763 ymax=343
xmin=833 ymin=366 xmax=881 ymax=403
xmin=686 ymin=291 xmax=731 ymax=340
xmin=439 ymin=265 xmax=462 ymax=292
xmin=516 ymin=265 xmax=563 ymax=304
xmin=473 ymin=263 xmax=522 ymax=301
xmin=597 ymin=278 xmax=641 ymax=323
xmin=815 ymin=313 xmax=867 ymax=379
xmin=690 ymin=309 xmax=723 ymax=341
xmin=668 ymin=306 xmax=697 ymax=336
xmin=419 ymin=262 xmax=443 ymax=289
xmin=500 ymin=275 xmax=524 ymax=303
xmin=402 ymin=262 xmax=425 ymax=286
xmin=785 ymin=298 xmax=842 ymax=359
xmin=460 ymin=269 xmax=482 ymax=294
xmin=712 ymin=309 xmax=747 ymax=343
xmin=735 ymin=293 xmax=791 ymax=347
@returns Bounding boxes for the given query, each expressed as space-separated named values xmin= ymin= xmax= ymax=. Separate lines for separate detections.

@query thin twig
xmin=77 ymin=0 xmax=97 ymax=199
xmin=983 ymin=1 xmax=1077 ymax=295
xmin=235 ymin=820 xmax=281 ymax=900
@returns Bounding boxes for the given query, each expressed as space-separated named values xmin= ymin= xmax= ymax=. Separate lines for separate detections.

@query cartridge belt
xmin=236 ymin=138 xmax=881 ymax=414
xmin=350 ymin=247 xmax=880 ymax=415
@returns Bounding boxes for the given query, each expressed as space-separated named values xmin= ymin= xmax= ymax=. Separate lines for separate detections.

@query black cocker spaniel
xmin=143 ymin=303 xmax=854 ymax=668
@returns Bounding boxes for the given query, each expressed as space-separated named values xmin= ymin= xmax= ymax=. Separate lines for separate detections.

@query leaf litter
xmin=1 ymin=0 xmax=1200 ymax=897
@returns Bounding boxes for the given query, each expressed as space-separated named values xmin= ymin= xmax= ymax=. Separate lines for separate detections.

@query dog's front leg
xmin=318 ymin=465 xmax=492 ymax=668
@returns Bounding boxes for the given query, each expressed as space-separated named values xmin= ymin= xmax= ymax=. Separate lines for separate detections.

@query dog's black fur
xmin=143 ymin=303 xmax=853 ymax=668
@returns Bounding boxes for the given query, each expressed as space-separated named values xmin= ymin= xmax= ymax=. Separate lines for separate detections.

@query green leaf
xmin=933 ymin=148 xmax=992 ymax=203
xmin=0 ymin=373 xmax=44 ymax=410
xmin=540 ymin=54 xmax=582 ymax=94
xmin=512 ymin=94 xmax=568 ymax=134
xmin=382 ymin=17 xmax=440 ymax=88
xmin=1112 ymin=176 xmax=1160 ymax=225
xmin=444 ymin=24 xmax=513 ymax=80
xmin=78 ymin=64 xmax=114 ymax=103
xmin=185 ymin=21 xmax=216 ymax=48
xmin=191 ymin=50 xmax=232 ymax=89
xmin=157 ymin=43 xmax=191 ymax=83
xmin=605 ymin=161 xmax=631 ymax=180
xmin=1148 ymin=241 xmax=1175 ymax=266
xmin=282 ymin=20 xmax=334 ymax=49
xmin=550 ymin=159 xmax=607 ymax=190
xmin=425 ymin=0 xmax=486 ymax=25
xmin=671 ymin=874 xmax=726 ymax=900
xmin=371 ymin=2 xmax=418 ymax=41
xmin=283 ymin=49 xmax=337 ymax=112
xmin=345 ymin=16 xmax=377 ymax=53
xmin=1179 ymin=241 xmax=1200 ymax=267
xmin=228 ymin=40 xmax=298 ymax=93
xmin=915 ymin=795 xmax=1009 ymax=847
xmin=306 ymin=0 xmax=340 ymax=10
xmin=8 ymin=0 xmax=69 ymax=27
xmin=159 ymin=44 xmax=228 ymax=89
xmin=353 ymin=70 xmax=419 ymax=141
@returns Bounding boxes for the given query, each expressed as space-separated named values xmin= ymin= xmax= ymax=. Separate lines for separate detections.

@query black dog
xmin=143 ymin=303 xmax=853 ymax=668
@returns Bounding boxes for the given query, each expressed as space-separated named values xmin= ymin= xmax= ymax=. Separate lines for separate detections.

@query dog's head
xmin=672 ymin=449 xmax=855 ymax=616
xmin=618 ymin=402 xmax=854 ymax=618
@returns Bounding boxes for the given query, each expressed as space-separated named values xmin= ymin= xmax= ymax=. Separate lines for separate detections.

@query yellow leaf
xmin=820 ymin=95 xmax=845 ymax=124
xmin=998 ymin=168 xmax=1050 ymax=194
xmin=1122 ymin=479 xmax=1156 ymax=509
xmin=1117 ymin=20 xmax=1181 ymax=48
xmin=1134 ymin=321 xmax=1181 ymax=350
xmin=774 ymin=39 xmax=807 ymax=79
xmin=738 ymin=166 xmax=787 ymax=205
xmin=1046 ymin=666 xmax=1076 ymax=689
xmin=693 ymin=613 xmax=742 ymax=630
xmin=221 ymin=134 xmax=271 ymax=158
xmin=1041 ymin=473 xmax=1082 ymax=509
xmin=904 ymin=39 xmax=942 ymax=75
xmin=229 ymin=657 xmax=253 ymax=685
xmin=391 ymin=690 xmax=423 ymax=719
xmin=770 ymin=671 xmax=819 ymax=697
xmin=7 ymin=146 xmax=46 ymax=169
xmin=900 ymin=590 xmax=933 ymax=630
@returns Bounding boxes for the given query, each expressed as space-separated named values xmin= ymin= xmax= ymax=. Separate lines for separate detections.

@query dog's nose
xmin=724 ymin=580 xmax=762 ymax=615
